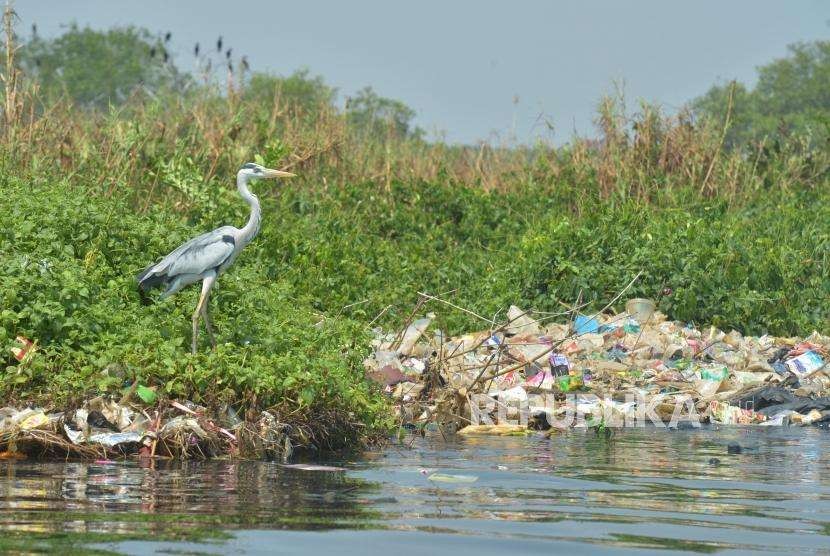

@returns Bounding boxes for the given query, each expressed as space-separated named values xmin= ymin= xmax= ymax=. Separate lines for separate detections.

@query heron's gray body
xmin=136 ymin=162 xmax=290 ymax=353
xmin=137 ymin=225 xmax=244 ymax=298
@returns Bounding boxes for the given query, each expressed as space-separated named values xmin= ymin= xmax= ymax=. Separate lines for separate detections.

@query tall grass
xmin=2 ymin=44 xmax=827 ymax=214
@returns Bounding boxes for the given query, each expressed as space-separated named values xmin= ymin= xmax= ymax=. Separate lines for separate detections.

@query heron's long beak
xmin=263 ymin=168 xmax=296 ymax=179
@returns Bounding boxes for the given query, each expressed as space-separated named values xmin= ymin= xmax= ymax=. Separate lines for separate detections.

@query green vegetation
xmin=1 ymin=175 xmax=390 ymax=447
xmin=346 ymin=86 xmax=423 ymax=140
xmin=19 ymin=24 xmax=185 ymax=107
xmin=244 ymin=68 xmax=338 ymax=121
xmin=693 ymin=40 xmax=830 ymax=149
xmin=1 ymin=21 xmax=828 ymax=449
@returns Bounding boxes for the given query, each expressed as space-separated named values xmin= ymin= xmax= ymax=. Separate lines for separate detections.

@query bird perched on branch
xmin=137 ymin=163 xmax=295 ymax=353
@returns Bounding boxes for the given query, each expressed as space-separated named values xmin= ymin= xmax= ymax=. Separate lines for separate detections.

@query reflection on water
xmin=2 ymin=426 xmax=830 ymax=554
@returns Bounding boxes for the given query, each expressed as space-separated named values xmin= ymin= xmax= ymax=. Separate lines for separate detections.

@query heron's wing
xmin=167 ymin=235 xmax=236 ymax=276
xmin=140 ymin=226 xmax=237 ymax=282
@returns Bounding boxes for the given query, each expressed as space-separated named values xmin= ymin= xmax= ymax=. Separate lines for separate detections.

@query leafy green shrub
xmin=254 ymin=177 xmax=830 ymax=336
xmin=0 ymin=175 xmax=390 ymax=447
xmin=3 ymin=161 xmax=827 ymax=443
xmin=502 ymin=192 xmax=830 ymax=335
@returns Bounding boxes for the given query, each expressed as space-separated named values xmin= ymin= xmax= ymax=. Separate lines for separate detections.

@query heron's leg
xmin=191 ymin=295 xmax=205 ymax=355
xmin=191 ymin=277 xmax=212 ymax=354
xmin=192 ymin=274 xmax=217 ymax=353
xmin=200 ymin=293 xmax=217 ymax=350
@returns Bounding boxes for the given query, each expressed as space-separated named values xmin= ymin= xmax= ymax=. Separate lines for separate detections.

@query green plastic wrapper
xmin=136 ymin=385 xmax=157 ymax=404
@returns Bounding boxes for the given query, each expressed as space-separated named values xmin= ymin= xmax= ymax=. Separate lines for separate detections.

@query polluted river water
xmin=1 ymin=426 xmax=829 ymax=554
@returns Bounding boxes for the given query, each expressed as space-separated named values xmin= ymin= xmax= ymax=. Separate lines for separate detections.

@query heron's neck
xmin=237 ymin=174 xmax=261 ymax=245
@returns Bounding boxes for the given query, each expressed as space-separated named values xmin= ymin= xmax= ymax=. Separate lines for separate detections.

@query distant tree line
xmin=20 ymin=24 xmax=185 ymax=107
xmin=17 ymin=24 xmax=423 ymax=140
xmin=15 ymin=24 xmax=830 ymax=147
xmin=692 ymin=41 xmax=830 ymax=149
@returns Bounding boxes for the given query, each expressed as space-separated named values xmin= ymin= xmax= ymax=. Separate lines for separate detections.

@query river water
xmin=1 ymin=426 xmax=829 ymax=554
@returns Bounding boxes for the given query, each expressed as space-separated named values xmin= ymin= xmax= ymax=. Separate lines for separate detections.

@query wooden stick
xmin=417 ymin=291 xmax=490 ymax=324
xmin=149 ymin=410 xmax=162 ymax=460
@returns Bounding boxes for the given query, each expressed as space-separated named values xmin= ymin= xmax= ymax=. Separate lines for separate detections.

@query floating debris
xmin=427 ymin=473 xmax=478 ymax=483
xmin=368 ymin=299 xmax=829 ymax=432
xmin=0 ymin=394 xmax=295 ymax=461
xmin=10 ymin=336 xmax=36 ymax=363
xmin=281 ymin=464 xmax=346 ymax=472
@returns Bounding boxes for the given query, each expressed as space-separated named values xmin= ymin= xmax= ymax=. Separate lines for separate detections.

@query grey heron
xmin=137 ymin=162 xmax=295 ymax=353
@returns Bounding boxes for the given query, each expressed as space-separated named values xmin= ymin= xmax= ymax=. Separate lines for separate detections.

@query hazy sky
xmin=16 ymin=1 xmax=830 ymax=144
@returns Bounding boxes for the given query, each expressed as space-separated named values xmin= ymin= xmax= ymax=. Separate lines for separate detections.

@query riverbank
xmin=2 ymin=170 xmax=829 ymax=458
xmin=1 ymin=399 xmax=311 ymax=461
xmin=3 ymin=301 xmax=827 ymax=462
xmin=2 ymin=71 xmax=828 ymax=457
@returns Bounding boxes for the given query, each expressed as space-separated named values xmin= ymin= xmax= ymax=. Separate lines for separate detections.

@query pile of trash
xmin=0 ymin=397 xmax=294 ymax=461
xmin=365 ymin=300 xmax=830 ymax=433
